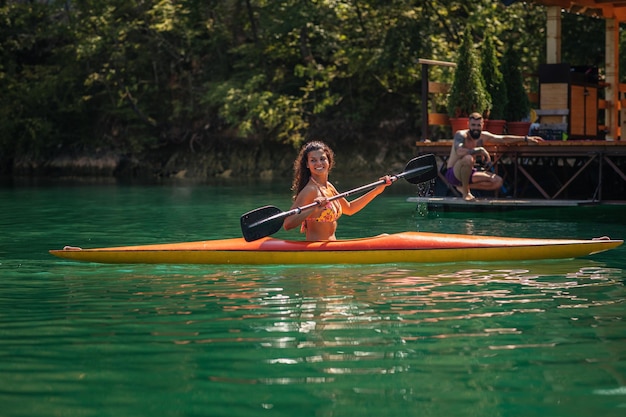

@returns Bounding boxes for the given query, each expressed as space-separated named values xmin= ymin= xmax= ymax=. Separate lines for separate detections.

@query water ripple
xmin=2 ymin=258 xmax=625 ymax=416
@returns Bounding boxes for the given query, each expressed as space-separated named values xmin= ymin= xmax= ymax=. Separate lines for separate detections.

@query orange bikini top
xmin=300 ymin=178 xmax=342 ymax=233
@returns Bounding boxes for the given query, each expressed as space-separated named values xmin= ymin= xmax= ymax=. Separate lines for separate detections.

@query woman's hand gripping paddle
xmin=240 ymin=153 xmax=438 ymax=242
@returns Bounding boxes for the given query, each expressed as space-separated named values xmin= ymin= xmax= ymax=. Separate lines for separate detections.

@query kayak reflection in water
xmin=283 ymin=141 xmax=392 ymax=241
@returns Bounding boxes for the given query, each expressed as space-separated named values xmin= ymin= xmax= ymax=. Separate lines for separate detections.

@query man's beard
xmin=469 ymin=129 xmax=481 ymax=139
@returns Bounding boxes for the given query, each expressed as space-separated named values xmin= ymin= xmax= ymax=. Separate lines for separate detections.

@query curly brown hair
xmin=291 ymin=141 xmax=335 ymax=199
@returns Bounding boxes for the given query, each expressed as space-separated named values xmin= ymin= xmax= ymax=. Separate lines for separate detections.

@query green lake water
xmin=1 ymin=178 xmax=625 ymax=417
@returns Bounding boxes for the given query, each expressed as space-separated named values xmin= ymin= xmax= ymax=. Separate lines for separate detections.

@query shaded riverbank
xmin=6 ymin=135 xmax=422 ymax=181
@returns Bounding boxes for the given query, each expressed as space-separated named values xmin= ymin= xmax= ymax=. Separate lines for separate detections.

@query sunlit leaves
xmin=0 ymin=0 xmax=619 ymax=164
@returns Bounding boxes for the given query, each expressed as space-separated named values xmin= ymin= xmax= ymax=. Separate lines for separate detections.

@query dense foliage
xmin=481 ymin=34 xmax=507 ymax=121
xmin=447 ymin=27 xmax=491 ymax=118
xmin=501 ymin=44 xmax=531 ymax=122
xmin=0 ymin=0 xmax=614 ymax=170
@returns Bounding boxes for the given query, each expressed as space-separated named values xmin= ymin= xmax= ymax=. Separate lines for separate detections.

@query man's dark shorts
xmin=445 ymin=167 xmax=475 ymax=186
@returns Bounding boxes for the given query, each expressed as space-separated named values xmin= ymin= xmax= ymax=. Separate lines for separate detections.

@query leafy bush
xmin=481 ymin=35 xmax=507 ymax=120
xmin=501 ymin=46 xmax=530 ymax=122
xmin=447 ymin=27 xmax=491 ymax=118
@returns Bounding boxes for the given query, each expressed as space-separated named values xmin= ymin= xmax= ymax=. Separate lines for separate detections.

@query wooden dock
xmin=415 ymin=140 xmax=626 ymax=202
xmin=407 ymin=196 xmax=598 ymax=212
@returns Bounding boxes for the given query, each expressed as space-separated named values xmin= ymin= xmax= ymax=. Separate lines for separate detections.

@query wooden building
xmin=418 ymin=1 xmax=626 ymax=203
xmin=530 ymin=0 xmax=624 ymax=141
xmin=416 ymin=140 xmax=626 ymax=202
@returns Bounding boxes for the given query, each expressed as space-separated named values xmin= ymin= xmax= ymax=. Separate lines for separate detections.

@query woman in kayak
xmin=283 ymin=141 xmax=392 ymax=241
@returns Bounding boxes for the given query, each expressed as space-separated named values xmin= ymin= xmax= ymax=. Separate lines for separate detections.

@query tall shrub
xmin=481 ymin=35 xmax=507 ymax=120
xmin=501 ymin=46 xmax=531 ymax=122
xmin=447 ymin=28 xmax=491 ymax=118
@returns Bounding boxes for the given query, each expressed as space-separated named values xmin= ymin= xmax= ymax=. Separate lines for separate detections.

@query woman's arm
xmin=283 ymin=186 xmax=325 ymax=231
xmin=339 ymin=177 xmax=392 ymax=216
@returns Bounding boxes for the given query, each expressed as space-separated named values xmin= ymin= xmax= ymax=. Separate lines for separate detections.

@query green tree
xmin=0 ymin=1 xmax=83 ymax=160
xmin=481 ymin=34 xmax=507 ymax=120
xmin=0 ymin=0 xmax=609 ymax=175
xmin=501 ymin=45 xmax=530 ymax=122
xmin=447 ymin=27 xmax=491 ymax=118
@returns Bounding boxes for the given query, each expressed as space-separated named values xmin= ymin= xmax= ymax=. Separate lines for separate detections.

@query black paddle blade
xmin=240 ymin=205 xmax=285 ymax=242
xmin=402 ymin=153 xmax=438 ymax=184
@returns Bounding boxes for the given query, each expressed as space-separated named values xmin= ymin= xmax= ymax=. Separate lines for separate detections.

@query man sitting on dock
xmin=446 ymin=112 xmax=543 ymax=201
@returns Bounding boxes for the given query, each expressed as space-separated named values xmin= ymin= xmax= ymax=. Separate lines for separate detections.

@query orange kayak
xmin=49 ymin=232 xmax=623 ymax=265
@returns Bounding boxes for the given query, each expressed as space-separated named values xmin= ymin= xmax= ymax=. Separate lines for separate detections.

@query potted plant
xmin=481 ymin=35 xmax=507 ymax=134
xmin=501 ymin=45 xmax=531 ymax=135
xmin=447 ymin=27 xmax=491 ymax=134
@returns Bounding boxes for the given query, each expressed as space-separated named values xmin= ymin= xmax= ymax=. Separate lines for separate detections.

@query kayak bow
xmin=49 ymin=232 xmax=623 ymax=265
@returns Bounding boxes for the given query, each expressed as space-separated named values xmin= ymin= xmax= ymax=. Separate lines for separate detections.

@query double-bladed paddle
xmin=240 ymin=153 xmax=438 ymax=242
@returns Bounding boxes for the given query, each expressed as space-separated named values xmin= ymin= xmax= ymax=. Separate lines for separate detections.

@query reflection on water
xmin=1 ymin=183 xmax=626 ymax=417
xmin=3 ymin=263 xmax=626 ymax=417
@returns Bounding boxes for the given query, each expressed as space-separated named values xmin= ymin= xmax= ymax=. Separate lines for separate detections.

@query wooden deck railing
xmin=419 ymin=58 xmax=456 ymax=141
xmin=416 ymin=140 xmax=626 ymax=201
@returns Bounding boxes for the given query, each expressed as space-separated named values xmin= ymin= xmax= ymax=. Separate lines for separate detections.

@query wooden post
xmin=546 ymin=6 xmax=561 ymax=64
xmin=418 ymin=59 xmax=456 ymax=141
xmin=605 ymin=18 xmax=619 ymax=141
xmin=421 ymin=62 xmax=429 ymax=142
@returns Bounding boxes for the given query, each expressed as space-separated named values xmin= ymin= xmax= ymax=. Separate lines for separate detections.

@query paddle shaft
xmin=248 ymin=164 xmax=426 ymax=228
